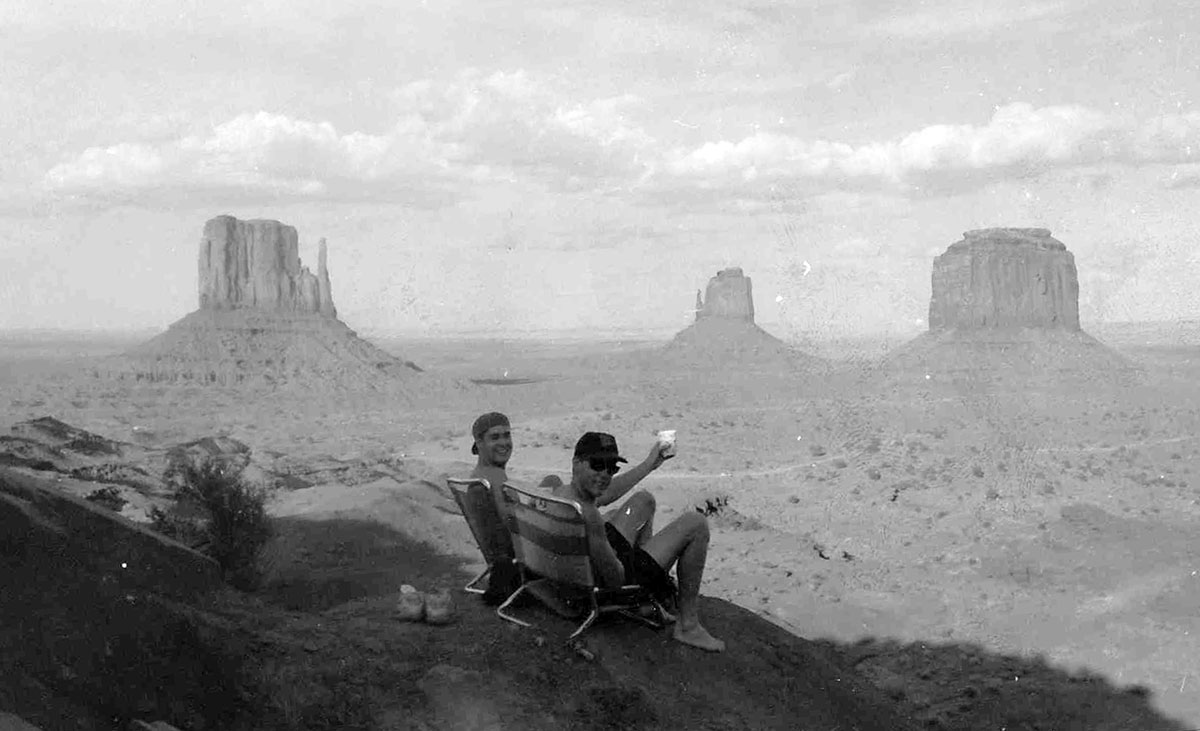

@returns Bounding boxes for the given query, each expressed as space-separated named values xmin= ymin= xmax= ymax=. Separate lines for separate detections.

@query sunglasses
xmin=586 ymin=458 xmax=622 ymax=475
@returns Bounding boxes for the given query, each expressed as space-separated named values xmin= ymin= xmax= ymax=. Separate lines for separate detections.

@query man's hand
xmin=598 ymin=440 xmax=674 ymax=507
xmin=647 ymin=441 xmax=674 ymax=471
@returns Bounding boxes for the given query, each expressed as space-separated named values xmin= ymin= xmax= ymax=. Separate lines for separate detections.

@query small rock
xmin=568 ymin=639 xmax=596 ymax=661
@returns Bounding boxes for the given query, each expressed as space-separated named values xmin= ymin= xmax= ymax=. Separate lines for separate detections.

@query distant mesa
xmin=885 ymin=228 xmax=1139 ymax=383
xmin=928 ymin=228 xmax=1079 ymax=332
xmin=663 ymin=267 xmax=820 ymax=369
xmin=104 ymin=215 xmax=427 ymax=387
xmin=696 ymin=267 xmax=755 ymax=322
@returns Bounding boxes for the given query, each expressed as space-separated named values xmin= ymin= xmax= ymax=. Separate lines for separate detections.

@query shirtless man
xmin=468 ymin=412 xmax=671 ymax=545
xmin=553 ymin=432 xmax=725 ymax=652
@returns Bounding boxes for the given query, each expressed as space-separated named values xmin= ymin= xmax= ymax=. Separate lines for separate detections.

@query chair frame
xmin=446 ymin=477 xmax=512 ymax=595
xmin=495 ymin=481 xmax=667 ymax=640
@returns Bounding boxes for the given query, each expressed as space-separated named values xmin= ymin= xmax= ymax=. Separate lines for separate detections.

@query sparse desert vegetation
xmin=6 ymin=325 xmax=1200 ymax=730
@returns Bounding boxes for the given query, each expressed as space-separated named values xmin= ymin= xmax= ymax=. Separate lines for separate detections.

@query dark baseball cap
xmin=573 ymin=432 xmax=628 ymax=463
xmin=470 ymin=412 xmax=510 ymax=455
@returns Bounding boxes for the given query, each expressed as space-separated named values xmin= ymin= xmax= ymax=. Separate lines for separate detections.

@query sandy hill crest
xmin=0 ymin=416 xmax=921 ymax=731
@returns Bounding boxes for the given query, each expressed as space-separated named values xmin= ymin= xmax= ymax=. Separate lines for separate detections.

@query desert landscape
xmin=4 ymin=218 xmax=1200 ymax=730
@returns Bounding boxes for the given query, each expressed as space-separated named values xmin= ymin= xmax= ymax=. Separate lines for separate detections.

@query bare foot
xmin=673 ymin=622 xmax=725 ymax=652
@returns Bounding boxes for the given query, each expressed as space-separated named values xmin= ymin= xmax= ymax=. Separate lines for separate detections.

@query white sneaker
xmin=424 ymin=588 xmax=455 ymax=625
xmin=397 ymin=584 xmax=426 ymax=622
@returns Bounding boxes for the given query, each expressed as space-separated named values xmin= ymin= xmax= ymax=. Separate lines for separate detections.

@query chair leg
xmin=464 ymin=565 xmax=491 ymax=594
xmin=567 ymin=608 xmax=600 ymax=641
xmin=617 ymin=608 xmax=663 ymax=630
xmin=496 ymin=584 xmax=533 ymax=628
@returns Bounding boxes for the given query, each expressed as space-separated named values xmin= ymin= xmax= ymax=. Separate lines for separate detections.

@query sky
xmin=2 ymin=0 xmax=1199 ymax=339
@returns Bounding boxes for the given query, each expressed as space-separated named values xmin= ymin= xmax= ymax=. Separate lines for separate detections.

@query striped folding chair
xmin=495 ymin=482 xmax=667 ymax=640
xmin=446 ymin=477 xmax=515 ymax=594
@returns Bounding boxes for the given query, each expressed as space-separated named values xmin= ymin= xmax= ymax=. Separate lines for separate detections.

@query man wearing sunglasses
xmin=552 ymin=432 xmax=725 ymax=652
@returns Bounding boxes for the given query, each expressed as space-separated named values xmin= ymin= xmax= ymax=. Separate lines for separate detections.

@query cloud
xmin=41 ymin=91 xmax=1200 ymax=211
xmin=41 ymin=68 xmax=657 ymax=206
xmin=657 ymin=103 xmax=1200 ymax=202
xmin=42 ymin=111 xmax=460 ymax=207
xmin=862 ymin=0 xmax=1071 ymax=39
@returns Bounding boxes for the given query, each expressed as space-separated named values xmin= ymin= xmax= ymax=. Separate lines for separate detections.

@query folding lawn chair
xmin=495 ymin=481 xmax=668 ymax=641
xmin=446 ymin=477 xmax=515 ymax=595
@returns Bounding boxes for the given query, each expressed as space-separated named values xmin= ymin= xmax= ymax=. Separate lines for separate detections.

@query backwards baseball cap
xmin=470 ymin=412 xmax=510 ymax=455
xmin=573 ymin=432 xmax=628 ymax=463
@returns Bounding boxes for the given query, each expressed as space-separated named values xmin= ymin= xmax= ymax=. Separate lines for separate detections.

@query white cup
xmin=656 ymin=429 xmax=677 ymax=458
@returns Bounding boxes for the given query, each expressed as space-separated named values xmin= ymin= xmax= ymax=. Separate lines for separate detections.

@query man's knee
xmin=628 ymin=490 xmax=656 ymax=513
xmin=681 ymin=510 xmax=710 ymax=539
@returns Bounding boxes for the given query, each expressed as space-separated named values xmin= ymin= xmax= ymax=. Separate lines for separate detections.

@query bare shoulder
xmin=470 ymin=465 xmax=507 ymax=489
xmin=553 ymin=486 xmax=603 ymax=524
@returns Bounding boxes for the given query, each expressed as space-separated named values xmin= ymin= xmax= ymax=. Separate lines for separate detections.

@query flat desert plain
xmin=4 ymin=322 xmax=1200 ymax=727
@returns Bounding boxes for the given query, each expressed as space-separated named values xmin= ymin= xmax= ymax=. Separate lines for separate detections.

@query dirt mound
xmin=878 ymin=328 xmax=1143 ymax=388
xmin=661 ymin=319 xmax=829 ymax=373
xmin=99 ymin=309 xmax=427 ymax=388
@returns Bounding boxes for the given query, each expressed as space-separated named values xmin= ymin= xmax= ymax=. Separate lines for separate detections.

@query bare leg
xmin=603 ymin=491 xmax=674 ymax=623
xmin=642 ymin=512 xmax=725 ymax=652
xmin=603 ymin=490 xmax=655 ymax=547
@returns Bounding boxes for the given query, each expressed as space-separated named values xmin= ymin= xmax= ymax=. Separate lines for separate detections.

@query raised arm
xmin=596 ymin=441 xmax=672 ymax=508
xmin=580 ymin=502 xmax=625 ymax=588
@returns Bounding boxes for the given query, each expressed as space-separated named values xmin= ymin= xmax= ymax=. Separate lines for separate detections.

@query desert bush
xmin=148 ymin=505 xmax=208 ymax=548
xmin=164 ymin=457 xmax=273 ymax=591
xmin=84 ymin=485 xmax=127 ymax=512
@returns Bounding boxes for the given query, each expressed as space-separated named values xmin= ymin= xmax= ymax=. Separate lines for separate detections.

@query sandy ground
xmin=4 ymin=326 xmax=1200 ymax=727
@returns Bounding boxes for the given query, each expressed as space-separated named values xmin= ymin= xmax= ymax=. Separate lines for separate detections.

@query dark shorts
xmin=604 ymin=522 xmax=677 ymax=605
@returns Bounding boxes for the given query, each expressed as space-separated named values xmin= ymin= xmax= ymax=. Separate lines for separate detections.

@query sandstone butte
xmin=100 ymin=216 xmax=432 ymax=388
xmin=885 ymin=228 xmax=1138 ymax=383
xmin=662 ymin=267 xmax=823 ymax=372
xmin=198 ymin=215 xmax=337 ymax=317
xmin=928 ymin=228 xmax=1080 ymax=332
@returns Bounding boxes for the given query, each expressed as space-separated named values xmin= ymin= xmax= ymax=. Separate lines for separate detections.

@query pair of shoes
xmin=397 ymin=585 xmax=456 ymax=625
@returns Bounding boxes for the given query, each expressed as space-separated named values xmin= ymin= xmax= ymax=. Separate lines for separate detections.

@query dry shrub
xmin=162 ymin=457 xmax=273 ymax=591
